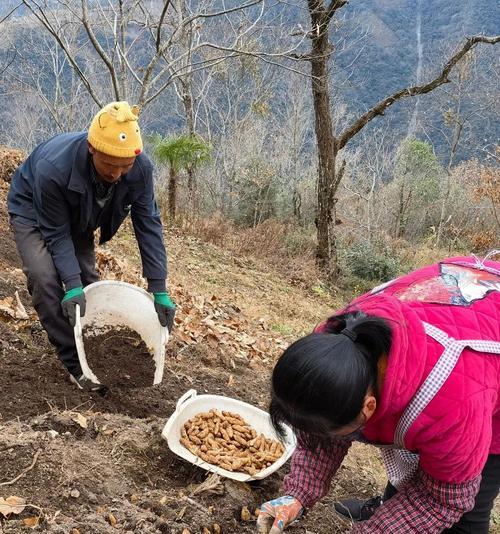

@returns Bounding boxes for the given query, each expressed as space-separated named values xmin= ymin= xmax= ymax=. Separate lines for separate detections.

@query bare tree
xmin=341 ymin=124 xmax=395 ymax=243
xmin=198 ymin=50 xmax=279 ymax=217
xmin=272 ymin=72 xmax=314 ymax=224
xmin=418 ymin=49 xmax=500 ymax=246
xmin=293 ymin=0 xmax=499 ymax=277
xmin=19 ymin=0 xmax=290 ymax=109
xmin=3 ymin=20 xmax=93 ymax=137
xmin=19 ymin=0 xmax=306 ymax=204
xmin=0 ymin=2 xmax=21 ymax=78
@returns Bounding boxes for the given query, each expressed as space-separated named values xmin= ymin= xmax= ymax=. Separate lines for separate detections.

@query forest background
xmin=0 ymin=0 xmax=499 ymax=292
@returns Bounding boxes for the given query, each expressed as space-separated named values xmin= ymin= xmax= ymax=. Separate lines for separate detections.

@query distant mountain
xmin=0 ymin=0 xmax=498 ymax=163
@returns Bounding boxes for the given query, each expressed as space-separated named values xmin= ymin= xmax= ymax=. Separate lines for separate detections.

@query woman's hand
xmin=256 ymin=495 xmax=303 ymax=533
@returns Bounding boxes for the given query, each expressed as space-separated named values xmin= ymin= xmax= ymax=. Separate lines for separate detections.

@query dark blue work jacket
xmin=7 ymin=132 xmax=167 ymax=291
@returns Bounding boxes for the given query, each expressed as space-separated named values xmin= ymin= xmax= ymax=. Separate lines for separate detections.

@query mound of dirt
xmin=84 ymin=325 xmax=155 ymax=388
xmin=0 ymin=145 xmax=24 ymax=183
xmin=0 ymin=182 xmax=21 ymax=269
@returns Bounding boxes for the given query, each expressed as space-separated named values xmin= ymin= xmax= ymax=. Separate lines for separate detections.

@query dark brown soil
xmin=84 ymin=325 xmax=155 ymax=388
xmin=0 ymin=308 xmax=384 ymax=533
xmin=0 ymin=183 xmax=22 ymax=270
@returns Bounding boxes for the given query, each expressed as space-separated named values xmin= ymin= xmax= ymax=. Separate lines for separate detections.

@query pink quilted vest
xmin=317 ymin=257 xmax=500 ymax=484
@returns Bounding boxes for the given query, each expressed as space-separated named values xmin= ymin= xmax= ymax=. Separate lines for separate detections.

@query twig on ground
xmin=0 ymin=448 xmax=41 ymax=486
xmin=183 ymin=495 xmax=212 ymax=515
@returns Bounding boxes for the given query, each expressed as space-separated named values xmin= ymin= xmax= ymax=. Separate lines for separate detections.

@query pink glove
xmin=257 ymin=495 xmax=303 ymax=533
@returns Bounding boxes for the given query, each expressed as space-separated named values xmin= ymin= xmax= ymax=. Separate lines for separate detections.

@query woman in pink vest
xmin=257 ymin=256 xmax=500 ymax=534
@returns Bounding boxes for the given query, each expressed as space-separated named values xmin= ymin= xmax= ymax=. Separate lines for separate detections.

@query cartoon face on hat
xmin=88 ymin=101 xmax=143 ymax=158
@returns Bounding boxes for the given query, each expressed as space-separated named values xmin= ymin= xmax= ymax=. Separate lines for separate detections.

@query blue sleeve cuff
xmin=147 ymin=278 xmax=166 ymax=293
xmin=64 ymin=275 xmax=83 ymax=291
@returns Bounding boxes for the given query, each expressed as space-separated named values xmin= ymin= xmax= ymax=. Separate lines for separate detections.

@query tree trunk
xmin=308 ymin=0 xmax=339 ymax=277
xmin=178 ymin=0 xmax=197 ymax=212
xmin=292 ymin=189 xmax=302 ymax=224
xmin=395 ymin=183 xmax=412 ymax=239
xmin=395 ymin=182 xmax=405 ymax=238
xmin=183 ymin=85 xmax=196 ymax=207
xmin=168 ymin=167 xmax=177 ymax=221
xmin=436 ymin=111 xmax=463 ymax=246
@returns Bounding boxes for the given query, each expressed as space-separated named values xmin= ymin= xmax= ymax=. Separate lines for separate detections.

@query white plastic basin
xmin=162 ymin=389 xmax=296 ymax=481
xmin=74 ymin=280 xmax=169 ymax=385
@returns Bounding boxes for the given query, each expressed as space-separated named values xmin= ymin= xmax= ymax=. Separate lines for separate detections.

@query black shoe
xmin=70 ymin=374 xmax=108 ymax=395
xmin=333 ymin=495 xmax=382 ymax=521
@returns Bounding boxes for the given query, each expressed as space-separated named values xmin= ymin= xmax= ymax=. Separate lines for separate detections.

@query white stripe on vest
xmin=381 ymin=321 xmax=500 ymax=489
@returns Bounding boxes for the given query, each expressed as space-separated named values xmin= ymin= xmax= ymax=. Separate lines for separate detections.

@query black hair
xmin=270 ymin=311 xmax=392 ymax=451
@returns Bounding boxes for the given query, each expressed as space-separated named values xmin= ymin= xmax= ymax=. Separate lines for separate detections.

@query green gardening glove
xmin=61 ymin=286 xmax=86 ymax=327
xmin=153 ymin=292 xmax=176 ymax=331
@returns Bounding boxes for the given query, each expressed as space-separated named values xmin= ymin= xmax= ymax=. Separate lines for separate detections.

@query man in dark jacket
xmin=7 ymin=101 xmax=175 ymax=390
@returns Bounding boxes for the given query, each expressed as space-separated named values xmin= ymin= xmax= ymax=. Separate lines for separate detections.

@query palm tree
xmin=151 ymin=134 xmax=211 ymax=220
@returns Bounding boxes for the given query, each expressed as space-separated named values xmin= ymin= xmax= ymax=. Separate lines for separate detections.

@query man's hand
xmin=61 ymin=286 xmax=86 ymax=327
xmin=153 ymin=292 xmax=176 ymax=331
xmin=257 ymin=496 xmax=303 ymax=534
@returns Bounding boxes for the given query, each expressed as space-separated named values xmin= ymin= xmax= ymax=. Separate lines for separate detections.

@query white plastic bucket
xmin=162 ymin=389 xmax=296 ymax=481
xmin=74 ymin=280 xmax=169 ymax=385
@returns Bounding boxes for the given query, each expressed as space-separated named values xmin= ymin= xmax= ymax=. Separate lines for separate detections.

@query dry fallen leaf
xmin=205 ymin=333 xmax=220 ymax=348
xmin=241 ymin=505 xmax=252 ymax=521
xmin=72 ymin=413 xmax=88 ymax=429
xmin=0 ymin=292 xmax=28 ymax=320
xmin=181 ymin=530 xmax=191 ymax=534
xmin=23 ymin=516 xmax=40 ymax=528
xmin=202 ymin=528 xmax=211 ymax=534
xmin=107 ymin=512 xmax=117 ymax=526
xmin=213 ymin=523 xmax=222 ymax=534
xmin=159 ymin=495 xmax=167 ymax=505
xmin=0 ymin=495 xmax=26 ymax=517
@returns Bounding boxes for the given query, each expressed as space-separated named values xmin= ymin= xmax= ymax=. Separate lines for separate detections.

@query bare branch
xmin=156 ymin=0 xmax=172 ymax=52
xmin=21 ymin=0 xmax=103 ymax=107
xmin=195 ymin=0 xmax=263 ymax=20
xmin=0 ymin=449 xmax=41 ymax=486
xmin=140 ymin=0 xmax=306 ymax=106
xmin=7 ymin=73 xmax=65 ymax=130
xmin=337 ymin=34 xmax=500 ymax=150
xmin=142 ymin=53 xmax=239 ymax=107
xmin=323 ymin=0 xmax=347 ymax=25
xmin=81 ymin=0 xmax=121 ymax=99
xmin=0 ymin=51 xmax=18 ymax=78
xmin=288 ymin=52 xmax=312 ymax=60
xmin=0 ymin=2 xmax=22 ymax=25
xmin=333 ymin=158 xmax=346 ymax=191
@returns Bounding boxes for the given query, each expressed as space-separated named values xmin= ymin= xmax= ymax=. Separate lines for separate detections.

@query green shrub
xmin=344 ymin=241 xmax=400 ymax=282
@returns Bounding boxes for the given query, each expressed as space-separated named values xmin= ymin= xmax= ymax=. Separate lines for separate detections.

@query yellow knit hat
xmin=88 ymin=101 xmax=143 ymax=158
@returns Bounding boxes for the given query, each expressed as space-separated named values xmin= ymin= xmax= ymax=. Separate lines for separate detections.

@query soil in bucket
xmin=83 ymin=325 xmax=155 ymax=388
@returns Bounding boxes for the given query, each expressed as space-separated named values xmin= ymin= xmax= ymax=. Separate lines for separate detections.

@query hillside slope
xmin=0 ymin=178 xmax=389 ymax=533
xmin=0 ymin=173 xmax=498 ymax=532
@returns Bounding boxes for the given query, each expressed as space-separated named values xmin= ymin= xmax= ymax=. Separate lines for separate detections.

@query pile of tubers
xmin=180 ymin=409 xmax=285 ymax=475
